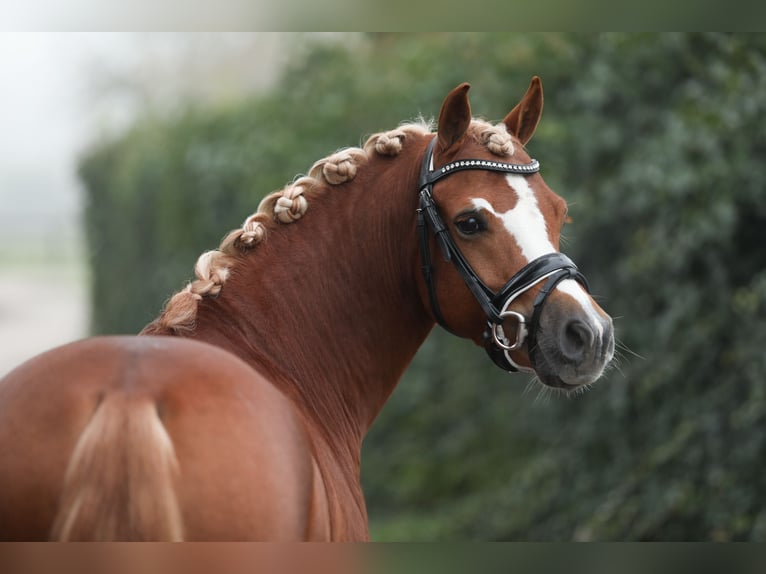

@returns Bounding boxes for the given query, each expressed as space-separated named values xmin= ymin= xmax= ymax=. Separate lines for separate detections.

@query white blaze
xmin=472 ymin=174 xmax=554 ymax=261
xmin=556 ymin=279 xmax=606 ymax=338
xmin=471 ymin=174 xmax=601 ymax=332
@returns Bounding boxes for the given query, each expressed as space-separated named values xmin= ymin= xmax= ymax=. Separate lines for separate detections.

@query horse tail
xmin=51 ymin=395 xmax=184 ymax=541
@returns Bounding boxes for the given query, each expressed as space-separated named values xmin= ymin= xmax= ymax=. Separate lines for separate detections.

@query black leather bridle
xmin=416 ymin=137 xmax=590 ymax=373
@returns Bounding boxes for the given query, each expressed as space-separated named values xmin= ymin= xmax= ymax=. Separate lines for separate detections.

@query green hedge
xmin=81 ymin=33 xmax=766 ymax=540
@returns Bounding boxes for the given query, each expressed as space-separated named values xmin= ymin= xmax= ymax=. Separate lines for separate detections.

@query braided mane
xmin=143 ymin=119 xmax=514 ymax=335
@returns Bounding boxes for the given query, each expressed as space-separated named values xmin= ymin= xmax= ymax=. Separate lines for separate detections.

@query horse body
xmin=0 ymin=79 xmax=614 ymax=540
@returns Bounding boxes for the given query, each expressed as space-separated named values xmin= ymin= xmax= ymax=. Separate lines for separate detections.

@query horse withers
xmin=0 ymin=78 xmax=614 ymax=540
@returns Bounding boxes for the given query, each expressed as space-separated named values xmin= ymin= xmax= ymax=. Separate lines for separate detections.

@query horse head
xmin=418 ymin=78 xmax=615 ymax=389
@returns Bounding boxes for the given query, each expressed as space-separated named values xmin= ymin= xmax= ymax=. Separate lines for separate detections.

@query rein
xmin=416 ymin=137 xmax=590 ymax=373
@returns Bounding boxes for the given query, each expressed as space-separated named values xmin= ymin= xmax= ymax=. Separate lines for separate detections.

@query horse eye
xmin=454 ymin=214 xmax=486 ymax=236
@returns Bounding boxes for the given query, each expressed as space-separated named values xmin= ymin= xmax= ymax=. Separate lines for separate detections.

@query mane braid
xmin=141 ymin=119 xmax=513 ymax=336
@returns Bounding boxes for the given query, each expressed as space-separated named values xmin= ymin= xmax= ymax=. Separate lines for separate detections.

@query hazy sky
xmin=0 ymin=32 xmax=288 ymax=372
xmin=0 ymin=34 xmax=136 ymax=239
xmin=0 ymin=34 xmax=130 ymax=372
xmin=0 ymin=33 xmax=294 ymax=243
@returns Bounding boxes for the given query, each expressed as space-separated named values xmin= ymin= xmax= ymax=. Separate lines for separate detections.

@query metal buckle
xmin=491 ymin=310 xmax=528 ymax=351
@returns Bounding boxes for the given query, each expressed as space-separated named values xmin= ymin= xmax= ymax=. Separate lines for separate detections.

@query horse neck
xmin=191 ymin=141 xmax=434 ymax=452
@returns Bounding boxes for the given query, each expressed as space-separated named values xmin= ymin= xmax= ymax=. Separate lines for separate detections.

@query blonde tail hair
xmin=51 ymin=395 xmax=184 ymax=541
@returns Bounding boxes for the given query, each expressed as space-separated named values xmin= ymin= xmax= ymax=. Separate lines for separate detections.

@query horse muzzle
xmin=529 ymin=285 xmax=615 ymax=388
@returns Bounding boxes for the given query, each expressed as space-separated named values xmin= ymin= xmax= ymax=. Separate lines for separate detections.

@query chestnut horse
xmin=0 ymin=78 xmax=614 ymax=541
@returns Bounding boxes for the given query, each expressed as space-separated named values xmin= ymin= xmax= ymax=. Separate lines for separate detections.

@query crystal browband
xmin=438 ymin=158 xmax=540 ymax=175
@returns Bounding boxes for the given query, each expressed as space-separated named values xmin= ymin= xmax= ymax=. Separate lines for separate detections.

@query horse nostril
xmin=560 ymin=319 xmax=595 ymax=363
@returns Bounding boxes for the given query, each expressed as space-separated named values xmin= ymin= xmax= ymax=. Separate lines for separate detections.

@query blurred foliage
xmin=80 ymin=33 xmax=766 ymax=540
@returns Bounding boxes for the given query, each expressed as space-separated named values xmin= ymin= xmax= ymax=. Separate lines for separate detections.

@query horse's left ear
xmin=437 ymin=83 xmax=472 ymax=155
xmin=503 ymin=76 xmax=544 ymax=145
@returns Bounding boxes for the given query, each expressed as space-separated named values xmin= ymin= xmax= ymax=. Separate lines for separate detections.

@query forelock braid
xmin=473 ymin=121 xmax=514 ymax=156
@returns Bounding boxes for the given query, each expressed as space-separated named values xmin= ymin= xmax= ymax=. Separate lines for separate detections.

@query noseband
xmin=416 ymin=137 xmax=590 ymax=373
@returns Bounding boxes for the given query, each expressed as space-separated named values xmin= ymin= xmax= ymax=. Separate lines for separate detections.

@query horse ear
xmin=503 ymin=76 xmax=544 ymax=145
xmin=437 ymin=83 xmax=472 ymax=155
